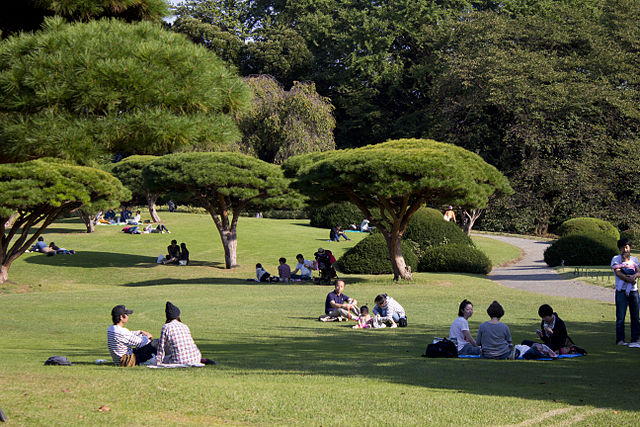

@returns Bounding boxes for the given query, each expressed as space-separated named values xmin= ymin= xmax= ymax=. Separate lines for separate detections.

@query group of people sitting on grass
xmin=252 ymin=249 xmax=337 ymax=283
xmin=449 ymin=299 xmax=577 ymax=359
xmin=160 ymin=240 xmax=189 ymax=265
xmin=29 ymin=236 xmax=75 ymax=255
xmin=107 ymin=302 xmax=215 ymax=367
xmin=318 ymin=280 xmax=408 ymax=328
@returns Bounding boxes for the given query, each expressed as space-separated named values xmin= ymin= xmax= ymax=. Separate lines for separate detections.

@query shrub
xmin=543 ymin=232 xmax=618 ymax=267
xmin=620 ymin=229 xmax=640 ymax=246
xmin=418 ymin=244 xmax=492 ymax=275
xmin=308 ymin=202 xmax=364 ymax=229
xmin=403 ymin=208 xmax=473 ymax=257
xmin=335 ymin=232 xmax=418 ymax=275
xmin=557 ymin=217 xmax=620 ymax=241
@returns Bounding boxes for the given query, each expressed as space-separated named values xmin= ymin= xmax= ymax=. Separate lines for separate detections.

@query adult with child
xmin=611 ymin=238 xmax=640 ymax=345
xmin=156 ymin=301 xmax=214 ymax=365
xmin=291 ymin=253 xmax=313 ymax=280
xmin=107 ymin=305 xmax=157 ymax=366
xmin=373 ymin=294 xmax=407 ymax=328
xmin=521 ymin=304 xmax=569 ymax=352
xmin=320 ymin=280 xmax=360 ymax=321
xmin=449 ymin=299 xmax=481 ymax=355
xmin=476 ymin=300 xmax=513 ymax=359
xmin=163 ymin=240 xmax=180 ymax=265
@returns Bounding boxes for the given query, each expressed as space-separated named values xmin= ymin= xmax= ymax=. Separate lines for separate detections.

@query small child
xmin=612 ymin=252 xmax=639 ymax=295
xmin=256 ymin=263 xmax=272 ymax=282
xmin=277 ymin=257 xmax=291 ymax=282
xmin=352 ymin=306 xmax=385 ymax=329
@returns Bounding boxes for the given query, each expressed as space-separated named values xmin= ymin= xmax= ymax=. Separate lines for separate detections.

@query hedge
xmin=417 ymin=244 xmax=492 ymax=275
xmin=543 ymin=232 xmax=618 ymax=267
xmin=308 ymin=202 xmax=364 ymax=229
xmin=403 ymin=207 xmax=473 ymax=258
xmin=557 ymin=217 xmax=619 ymax=241
xmin=335 ymin=232 xmax=418 ymax=274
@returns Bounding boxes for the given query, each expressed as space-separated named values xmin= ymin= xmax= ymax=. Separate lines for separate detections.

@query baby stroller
xmin=314 ymin=249 xmax=337 ymax=285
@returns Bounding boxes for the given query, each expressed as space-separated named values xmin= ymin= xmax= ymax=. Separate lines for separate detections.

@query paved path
xmin=478 ymin=234 xmax=612 ymax=303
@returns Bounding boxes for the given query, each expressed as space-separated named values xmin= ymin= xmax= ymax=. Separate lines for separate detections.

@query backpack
xmin=423 ymin=338 xmax=458 ymax=358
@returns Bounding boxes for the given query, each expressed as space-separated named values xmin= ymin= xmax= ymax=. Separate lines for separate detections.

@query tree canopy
xmin=0 ymin=17 xmax=252 ymax=165
xmin=0 ymin=159 xmax=131 ymax=283
xmin=283 ymin=138 xmax=512 ymax=280
xmin=111 ymin=155 xmax=163 ymax=222
xmin=142 ymin=152 xmax=296 ymax=268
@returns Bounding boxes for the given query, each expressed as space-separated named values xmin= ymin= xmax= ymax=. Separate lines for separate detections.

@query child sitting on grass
xmin=255 ymin=263 xmax=277 ymax=282
xmin=277 ymin=257 xmax=291 ymax=282
xmin=352 ymin=306 xmax=385 ymax=329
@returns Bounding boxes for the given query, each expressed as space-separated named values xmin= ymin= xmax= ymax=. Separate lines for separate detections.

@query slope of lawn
xmin=1 ymin=213 xmax=638 ymax=425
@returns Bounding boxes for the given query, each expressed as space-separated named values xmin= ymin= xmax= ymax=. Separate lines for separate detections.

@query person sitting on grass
xmin=320 ymin=280 xmax=360 ymax=321
xmin=521 ymin=304 xmax=570 ymax=352
xmin=373 ymin=294 xmax=407 ymax=328
xmin=107 ymin=305 xmax=157 ymax=367
xmin=291 ymin=253 xmax=313 ymax=280
xmin=104 ymin=209 xmax=116 ymax=221
xmin=449 ymin=299 xmax=481 ymax=356
xmin=179 ymin=243 xmax=189 ymax=265
xmin=255 ymin=263 xmax=276 ymax=282
xmin=278 ymin=257 xmax=291 ymax=282
xmin=156 ymin=301 xmax=215 ymax=365
xmin=476 ymin=301 xmax=513 ymax=359
xmin=329 ymin=225 xmax=350 ymax=242
xmin=162 ymin=240 xmax=180 ymax=265
xmin=127 ymin=210 xmax=142 ymax=225
xmin=352 ymin=305 xmax=385 ymax=329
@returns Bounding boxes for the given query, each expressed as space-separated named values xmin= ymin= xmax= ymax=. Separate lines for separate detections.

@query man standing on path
xmin=611 ymin=238 xmax=640 ymax=345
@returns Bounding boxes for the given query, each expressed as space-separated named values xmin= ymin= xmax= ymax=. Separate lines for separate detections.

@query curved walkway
xmin=478 ymin=234 xmax=612 ymax=302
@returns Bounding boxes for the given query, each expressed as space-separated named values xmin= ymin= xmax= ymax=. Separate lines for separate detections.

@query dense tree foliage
xmin=0 ymin=159 xmax=130 ymax=283
xmin=284 ymin=139 xmax=512 ymax=280
xmin=111 ymin=155 xmax=164 ymax=223
xmin=238 ymin=75 xmax=336 ymax=164
xmin=0 ymin=18 xmax=251 ymax=165
xmin=142 ymin=152 xmax=296 ymax=268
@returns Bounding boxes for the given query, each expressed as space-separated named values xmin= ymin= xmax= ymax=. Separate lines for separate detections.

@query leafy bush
xmin=557 ymin=217 xmax=620 ymax=241
xmin=418 ymin=244 xmax=492 ymax=275
xmin=335 ymin=232 xmax=418 ymax=275
xmin=620 ymin=229 xmax=640 ymax=246
xmin=308 ymin=202 xmax=364 ymax=228
xmin=242 ymin=209 xmax=308 ymax=219
xmin=543 ymin=232 xmax=618 ymax=267
xmin=403 ymin=208 xmax=473 ymax=257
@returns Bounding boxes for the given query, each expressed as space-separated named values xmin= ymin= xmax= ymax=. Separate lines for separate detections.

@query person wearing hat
xmin=156 ymin=302 xmax=212 ymax=365
xmin=444 ymin=205 xmax=456 ymax=223
xmin=107 ymin=305 xmax=156 ymax=366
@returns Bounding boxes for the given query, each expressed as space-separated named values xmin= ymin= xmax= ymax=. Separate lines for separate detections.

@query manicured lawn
xmin=1 ymin=213 xmax=639 ymax=425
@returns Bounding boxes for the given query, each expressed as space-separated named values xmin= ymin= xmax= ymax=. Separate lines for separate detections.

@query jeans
xmin=291 ymin=274 xmax=311 ymax=280
xmin=459 ymin=343 xmax=481 ymax=356
xmin=615 ymin=290 xmax=640 ymax=342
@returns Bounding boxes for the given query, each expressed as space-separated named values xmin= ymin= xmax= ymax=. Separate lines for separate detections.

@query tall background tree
xmin=283 ymin=139 xmax=512 ymax=280
xmin=0 ymin=17 xmax=252 ymax=165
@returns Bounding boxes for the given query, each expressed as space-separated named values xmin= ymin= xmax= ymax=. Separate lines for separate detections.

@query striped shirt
xmin=107 ymin=324 xmax=149 ymax=364
xmin=156 ymin=320 xmax=201 ymax=364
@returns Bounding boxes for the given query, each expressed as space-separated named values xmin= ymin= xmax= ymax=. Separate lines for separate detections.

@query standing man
xmin=611 ymin=238 xmax=640 ymax=345
xmin=321 ymin=280 xmax=360 ymax=321
xmin=107 ymin=305 xmax=156 ymax=366
xmin=373 ymin=294 xmax=407 ymax=327
xmin=449 ymin=299 xmax=481 ymax=355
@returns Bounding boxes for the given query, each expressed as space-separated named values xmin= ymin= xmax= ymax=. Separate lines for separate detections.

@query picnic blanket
xmin=147 ymin=362 xmax=205 ymax=369
xmin=458 ymin=354 xmax=584 ymax=361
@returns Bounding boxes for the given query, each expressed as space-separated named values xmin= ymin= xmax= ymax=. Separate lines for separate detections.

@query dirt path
xmin=478 ymin=234 xmax=612 ymax=303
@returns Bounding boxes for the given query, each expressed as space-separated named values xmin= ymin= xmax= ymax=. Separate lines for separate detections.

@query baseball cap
xmin=111 ymin=305 xmax=133 ymax=317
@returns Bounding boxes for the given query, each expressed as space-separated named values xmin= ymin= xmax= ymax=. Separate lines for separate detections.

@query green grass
xmin=1 ymin=213 xmax=639 ymax=425
xmin=472 ymin=235 xmax=523 ymax=267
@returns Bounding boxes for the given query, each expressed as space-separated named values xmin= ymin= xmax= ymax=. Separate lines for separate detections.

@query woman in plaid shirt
xmin=156 ymin=301 xmax=204 ymax=365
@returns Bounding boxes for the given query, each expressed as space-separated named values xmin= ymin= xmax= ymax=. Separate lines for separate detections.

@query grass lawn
xmin=1 ymin=213 xmax=639 ymax=425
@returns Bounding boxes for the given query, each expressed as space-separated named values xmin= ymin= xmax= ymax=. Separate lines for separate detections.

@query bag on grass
xmin=398 ymin=317 xmax=408 ymax=327
xmin=156 ymin=255 xmax=164 ymax=264
xmin=423 ymin=338 xmax=458 ymax=358
xmin=44 ymin=355 xmax=72 ymax=366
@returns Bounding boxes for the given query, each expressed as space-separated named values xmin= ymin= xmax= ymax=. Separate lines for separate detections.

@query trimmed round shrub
xmin=308 ymin=202 xmax=363 ymax=229
xmin=543 ymin=232 xmax=618 ymax=267
xmin=418 ymin=244 xmax=492 ymax=275
xmin=403 ymin=208 xmax=473 ymax=256
xmin=557 ymin=217 xmax=619 ymax=241
xmin=335 ymin=232 xmax=418 ymax=274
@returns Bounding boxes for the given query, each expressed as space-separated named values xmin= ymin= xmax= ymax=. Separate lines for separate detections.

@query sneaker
xmin=202 ymin=358 xmax=217 ymax=365
xmin=629 ymin=342 xmax=640 ymax=348
xmin=617 ymin=340 xmax=628 ymax=346
xmin=390 ymin=323 xmax=397 ymax=328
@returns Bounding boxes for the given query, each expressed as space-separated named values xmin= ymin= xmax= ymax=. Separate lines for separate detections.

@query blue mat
xmin=458 ymin=353 xmax=585 ymax=360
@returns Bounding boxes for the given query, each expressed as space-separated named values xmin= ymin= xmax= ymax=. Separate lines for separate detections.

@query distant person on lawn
xmin=449 ymin=299 xmax=481 ymax=355
xmin=30 ymin=236 xmax=53 ymax=253
xmin=320 ymin=280 xmax=360 ymax=321
xmin=163 ymin=240 xmax=180 ymax=265
xmin=443 ymin=205 xmax=456 ymax=223
xmin=278 ymin=257 xmax=291 ymax=282
xmin=373 ymin=294 xmax=407 ymax=327
xmin=611 ymin=238 xmax=640 ymax=346
xmin=476 ymin=301 xmax=513 ymax=359
xmin=156 ymin=301 xmax=214 ymax=365
xmin=291 ymin=253 xmax=313 ymax=280
xmin=521 ymin=304 xmax=570 ymax=352
xmin=107 ymin=305 xmax=156 ymax=366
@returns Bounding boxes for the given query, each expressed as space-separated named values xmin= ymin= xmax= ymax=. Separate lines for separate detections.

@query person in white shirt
xmin=611 ymin=238 xmax=640 ymax=345
xmin=449 ymin=299 xmax=481 ymax=355
xmin=373 ymin=294 xmax=407 ymax=327
xmin=291 ymin=253 xmax=313 ymax=280
xmin=107 ymin=305 xmax=156 ymax=366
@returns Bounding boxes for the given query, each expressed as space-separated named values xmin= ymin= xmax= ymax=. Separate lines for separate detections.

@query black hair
xmin=374 ymin=294 xmax=386 ymax=304
xmin=180 ymin=243 xmax=187 ymax=249
xmin=458 ymin=299 xmax=472 ymax=317
xmin=296 ymin=253 xmax=303 ymax=260
xmin=538 ymin=304 xmax=553 ymax=318
xmin=112 ymin=313 xmax=122 ymax=324
xmin=171 ymin=239 xmax=177 ymax=245
xmin=618 ymin=238 xmax=631 ymax=249
xmin=360 ymin=305 xmax=369 ymax=314
xmin=38 ymin=236 xmax=44 ymax=241
xmin=256 ymin=263 xmax=262 ymax=268
xmin=166 ymin=316 xmax=181 ymax=324
xmin=487 ymin=301 xmax=504 ymax=319
xmin=279 ymin=257 xmax=286 ymax=263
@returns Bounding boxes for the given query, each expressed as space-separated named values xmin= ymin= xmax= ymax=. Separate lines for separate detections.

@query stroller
xmin=314 ymin=249 xmax=337 ymax=285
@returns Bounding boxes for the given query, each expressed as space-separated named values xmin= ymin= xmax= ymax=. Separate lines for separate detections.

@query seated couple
xmin=162 ymin=240 xmax=189 ymax=265
xmin=329 ymin=225 xmax=350 ymax=242
xmin=107 ymin=302 xmax=215 ymax=367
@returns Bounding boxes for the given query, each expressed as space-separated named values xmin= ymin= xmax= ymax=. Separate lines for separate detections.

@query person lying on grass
xmin=476 ymin=300 xmax=513 ymax=359
xmin=107 ymin=305 xmax=157 ymax=367
xmin=449 ymin=299 xmax=481 ymax=355
xmin=320 ymin=280 xmax=360 ymax=321
xmin=156 ymin=301 xmax=215 ymax=365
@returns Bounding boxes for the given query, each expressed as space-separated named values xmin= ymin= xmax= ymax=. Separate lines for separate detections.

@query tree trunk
xmin=386 ymin=233 xmax=412 ymax=281
xmin=79 ymin=210 xmax=96 ymax=233
xmin=147 ymin=193 xmax=161 ymax=223
xmin=0 ymin=264 xmax=9 ymax=284
xmin=463 ymin=209 xmax=483 ymax=236
xmin=4 ymin=212 xmax=18 ymax=229
xmin=220 ymin=230 xmax=238 ymax=268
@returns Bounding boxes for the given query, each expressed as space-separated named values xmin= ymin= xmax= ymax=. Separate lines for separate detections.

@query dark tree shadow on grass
xmin=24 ymin=251 xmax=222 ymax=269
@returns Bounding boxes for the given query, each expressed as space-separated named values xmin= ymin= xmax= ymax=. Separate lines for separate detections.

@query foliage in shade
xmin=0 ymin=17 xmax=251 ymax=164
xmin=238 ymin=75 xmax=336 ymax=164
xmin=557 ymin=217 xmax=620 ymax=241
xmin=308 ymin=202 xmax=365 ymax=229
xmin=543 ymin=232 xmax=618 ymax=267
xmin=0 ymin=159 xmax=130 ymax=283
xmin=335 ymin=232 xmax=418 ymax=275
xmin=284 ymin=138 xmax=512 ymax=280
xmin=111 ymin=155 xmax=163 ymax=222
xmin=403 ymin=208 xmax=473 ymax=257
xmin=417 ymin=243 xmax=492 ymax=275
xmin=142 ymin=152 xmax=298 ymax=268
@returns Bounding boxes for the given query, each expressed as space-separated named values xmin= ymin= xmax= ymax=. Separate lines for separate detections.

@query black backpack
xmin=423 ymin=338 xmax=458 ymax=358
